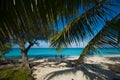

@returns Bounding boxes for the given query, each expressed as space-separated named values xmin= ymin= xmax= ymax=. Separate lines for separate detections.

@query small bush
xmin=0 ymin=68 xmax=30 ymax=80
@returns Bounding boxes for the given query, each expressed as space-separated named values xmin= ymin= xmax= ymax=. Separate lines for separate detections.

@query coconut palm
xmin=0 ymin=0 xmax=119 ymax=69
xmin=50 ymin=0 xmax=115 ymax=48
xmin=77 ymin=14 xmax=120 ymax=64
xmin=50 ymin=0 xmax=120 ymax=64
xmin=0 ymin=0 xmax=98 ymax=69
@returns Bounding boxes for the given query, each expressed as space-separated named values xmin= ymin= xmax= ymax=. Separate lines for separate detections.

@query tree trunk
xmin=21 ymin=50 xmax=30 ymax=69
xmin=19 ymin=42 xmax=34 ymax=70
xmin=77 ymin=46 xmax=89 ymax=65
xmin=20 ymin=45 xmax=30 ymax=70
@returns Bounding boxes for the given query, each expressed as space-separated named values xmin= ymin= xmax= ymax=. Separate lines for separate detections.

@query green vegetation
xmin=50 ymin=0 xmax=120 ymax=64
xmin=0 ymin=44 xmax=11 ymax=57
xmin=77 ymin=14 xmax=120 ymax=63
xmin=0 ymin=68 xmax=30 ymax=80
xmin=0 ymin=0 xmax=81 ymax=69
xmin=0 ymin=0 xmax=120 ymax=69
xmin=0 ymin=1 xmax=119 ymax=79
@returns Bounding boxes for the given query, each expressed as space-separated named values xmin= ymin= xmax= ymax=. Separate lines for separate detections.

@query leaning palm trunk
xmin=77 ymin=14 xmax=120 ymax=64
xmin=77 ymin=46 xmax=89 ymax=64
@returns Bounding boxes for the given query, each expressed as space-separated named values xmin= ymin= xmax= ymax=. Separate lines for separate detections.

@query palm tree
xmin=0 ymin=0 xmax=94 ymax=69
xmin=0 ymin=0 xmax=119 ymax=69
xmin=77 ymin=14 xmax=120 ymax=64
xmin=50 ymin=0 xmax=120 ymax=64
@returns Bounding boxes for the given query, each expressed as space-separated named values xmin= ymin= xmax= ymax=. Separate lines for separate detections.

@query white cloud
xmin=69 ymin=41 xmax=87 ymax=48
xmin=32 ymin=40 xmax=49 ymax=48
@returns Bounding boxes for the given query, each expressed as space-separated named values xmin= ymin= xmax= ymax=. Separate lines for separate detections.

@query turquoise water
xmin=3 ymin=48 xmax=120 ymax=58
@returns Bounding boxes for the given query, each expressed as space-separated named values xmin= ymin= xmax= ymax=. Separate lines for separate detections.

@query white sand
xmin=32 ymin=55 xmax=120 ymax=80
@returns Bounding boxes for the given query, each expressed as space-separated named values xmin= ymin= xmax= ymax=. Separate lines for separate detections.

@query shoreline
xmin=1 ymin=54 xmax=120 ymax=64
xmin=1 ymin=54 xmax=120 ymax=65
xmin=2 ymin=53 xmax=120 ymax=59
xmin=1 ymin=54 xmax=120 ymax=80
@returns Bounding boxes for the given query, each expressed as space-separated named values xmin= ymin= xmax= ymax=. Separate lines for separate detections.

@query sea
xmin=3 ymin=48 xmax=120 ymax=58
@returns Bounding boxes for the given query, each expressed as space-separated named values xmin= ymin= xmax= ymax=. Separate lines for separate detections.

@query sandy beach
xmin=32 ymin=55 xmax=120 ymax=80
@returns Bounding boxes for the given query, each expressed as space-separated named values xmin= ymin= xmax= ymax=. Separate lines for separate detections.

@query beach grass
xmin=0 ymin=68 xmax=30 ymax=80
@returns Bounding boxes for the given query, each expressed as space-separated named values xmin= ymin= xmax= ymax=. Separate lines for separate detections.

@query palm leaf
xmin=50 ymin=0 xmax=115 ymax=50
xmin=0 ymin=0 xmax=106 ymax=48
xmin=77 ymin=14 xmax=120 ymax=64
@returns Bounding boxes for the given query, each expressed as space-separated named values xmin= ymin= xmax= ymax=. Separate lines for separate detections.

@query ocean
xmin=3 ymin=48 xmax=120 ymax=58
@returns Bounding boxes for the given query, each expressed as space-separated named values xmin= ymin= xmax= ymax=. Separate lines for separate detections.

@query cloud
xmin=32 ymin=41 xmax=49 ymax=48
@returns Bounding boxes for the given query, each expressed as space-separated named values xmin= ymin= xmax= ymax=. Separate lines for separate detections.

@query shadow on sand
xmin=43 ymin=63 xmax=120 ymax=80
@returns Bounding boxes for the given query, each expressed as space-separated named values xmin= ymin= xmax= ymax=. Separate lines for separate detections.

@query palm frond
xmin=77 ymin=14 xmax=120 ymax=64
xmin=0 ymin=0 xmax=107 ymax=49
xmin=0 ymin=43 xmax=12 ymax=56
xmin=0 ymin=0 xmax=82 ymax=47
xmin=50 ymin=0 xmax=115 ymax=49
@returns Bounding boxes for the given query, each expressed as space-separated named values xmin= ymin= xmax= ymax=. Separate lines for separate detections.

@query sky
xmin=13 ymin=40 xmax=88 ymax=48
xmin=13 ymin=0 xmax=120 ymax=48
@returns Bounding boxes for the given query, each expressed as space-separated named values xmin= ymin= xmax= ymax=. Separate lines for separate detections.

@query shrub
xmin=0 ymin=68 xmax=30 ymax=80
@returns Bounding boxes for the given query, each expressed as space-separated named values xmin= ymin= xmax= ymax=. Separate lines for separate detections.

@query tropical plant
xmin=0 ymin=0 xmax=88 ymax=69
xmin=0 ymin=34 xmax=11 ymax=56
xmin=50 ymin=0 xmax=120 ymax=64
xmin=0 ymin=44 xmax=11 ymax=57
xmin=77 ymin=14 xmax=120 ymax=64
xmin=0 ymin=0 xmax=119 ymax=69
xmin=50 ymin=0 xmax=114 ymax=48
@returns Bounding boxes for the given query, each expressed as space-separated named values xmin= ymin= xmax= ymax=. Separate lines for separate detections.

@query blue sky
xmin=13 ymin=0 xmax=120 ymax=48
xmin=13 ymin=40 xmax=88 ymax=48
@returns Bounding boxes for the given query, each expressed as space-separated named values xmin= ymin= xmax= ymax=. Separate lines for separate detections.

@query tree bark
xmin=77 ymin=46 xmax=89 ymax=65
xmin=20 ymin=44 xmax=30 ymax=70
xmin=19 ymin=42 xmax=34 ymax=70
xmin=21 ymin=50 xmax=30 ymax=69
